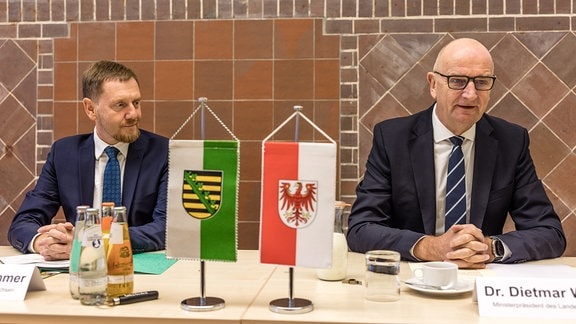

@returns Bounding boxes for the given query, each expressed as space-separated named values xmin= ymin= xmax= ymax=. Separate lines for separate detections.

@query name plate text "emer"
xmin=0 ymin=264 xmax=46 ymax=301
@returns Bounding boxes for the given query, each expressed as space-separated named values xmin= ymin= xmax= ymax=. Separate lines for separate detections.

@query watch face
xmin=495 ymin=240 xmax=504 ymax=256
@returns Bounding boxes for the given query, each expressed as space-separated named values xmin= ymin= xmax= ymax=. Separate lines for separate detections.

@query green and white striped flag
xmin=166 ymin=140 xmax=238 ymax=261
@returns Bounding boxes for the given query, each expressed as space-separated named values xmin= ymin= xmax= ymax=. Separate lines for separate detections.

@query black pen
xmin=108 ymin=290 xmax=159 ymax=306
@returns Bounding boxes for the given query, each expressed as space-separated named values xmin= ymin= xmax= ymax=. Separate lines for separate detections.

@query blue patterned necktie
xmin=102 ymin=146 xmax=121 ymax=206
xmin=445 ymin=136 xmax=466 ymax=231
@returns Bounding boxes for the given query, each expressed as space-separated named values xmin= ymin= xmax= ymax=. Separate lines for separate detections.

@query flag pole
xmin=181 ymin=97 xmax=226 ymax=312
xmin=268 ymin=105 xmax=314 ymax=314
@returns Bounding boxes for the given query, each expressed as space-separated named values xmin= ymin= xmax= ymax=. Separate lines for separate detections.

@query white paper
xmin=0 ymin=254 xmax=69 ymax=269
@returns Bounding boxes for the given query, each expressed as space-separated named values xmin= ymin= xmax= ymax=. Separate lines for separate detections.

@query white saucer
xmin=404 ymin=277 xmax=474 ymax=295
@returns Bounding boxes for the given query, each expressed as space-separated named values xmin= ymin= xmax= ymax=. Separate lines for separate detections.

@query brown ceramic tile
xmin=53 ymin=102 xmax=78 ymax=140
xmin=314 ymin=19 xmax=340 ymax=59
xmin=234 ymin=60 xmax=273 ymax=99
xmin=195 ymin=20 xmax=233 ymax=59
xmin=358 ymin=64 xmax=386 ymax=118
xmin=511 ymin=63 xmax=569 ymax=118
xmin=543 ymin=94 xmax=576 ymax=148
xmin=194 ymin=60 xmax=233 ymax=100
xmin=234 ymin=20 xmax=273 ymax=59
xmin=77 ymin=23 xmax=115 ymax=61
xmin=381 ymin=18 xmax=433 ymax=33
xmin=489 ymin=17 xmax=515 ymax=31
xmin=155 ymin=21 xmax=194 ymax=60
xmin=13 ymin=127 xmax=35 ymax=172
xmin=361 ymin=93 xmax=410 ymax=135
xmin=53 ymin=23 xmax=77 ymax=62
xmin=0 ymin=42 xmax=35 ymax=91
xmin=237 ymin=221 xmax=260 ymax=250
xmin=154 ymin=61 xmax=194 ymax=100
xmin=0 ymin=96 xmax=35 ymax=145
xmin=355 ymin=20 xmax=380 ymax=34
xmin=53 ymin=62 xmax=78 ymax=100
xmin=391 ymin=0 xmax=406 ymax=16
xmin=315 ymin=59 xmax=340 ymax=99
xmin=488 ymin=93 xmax=538 ymax=130
xmin=274 ymin=19 xmax=314 ymax=58
xmin=122 ymin=61 xmax=155 ymax=101
xmin=546 ymin=153 xmax=576 ymax=210
xmin=117 ymin=22 xmax=155 ymax=61
xmin=248 ymin=0 xmax=264 ymax=17
xmin=389 ymin=63 xmax=433 ymax=115
xmin=233 ymin=100 xmax=274 ymax=140
xmin=542 ymin=33 xmax=576 ymax=88
xmin=313 ymin=100 xmax=340 ymax=141
xmin=517 ymin=17 xmax=570 ymax=31
xmin=274 ymin=59 xmax=314 ymax=99
xmin=238 ymin=141 xmax=263 ymax=182
xmin=358 ymin=0 xmax=373 ymax=17
xmin=13 ymin=70 xmax=37 ymax=116
xmin=155 ymin=100 xmax=196 ymax=139
xmin=529 ymin=123 xmax=571 ymax=177
xmin=407 ymin=0 xmax=422 ymax=16
xmin=515 ymin=31 xmax=566 ymax=58
xmin=0 ymin=151 xmax=35 ymax=207
xmin=238 ymin=181 xmax=262 ymax=221
xmin=491 ymin=34 xmax=538 ymax=88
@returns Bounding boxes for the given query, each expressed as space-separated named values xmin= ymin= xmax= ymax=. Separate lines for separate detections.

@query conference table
xmin=0 ymin=246 xmax=574 ymax=323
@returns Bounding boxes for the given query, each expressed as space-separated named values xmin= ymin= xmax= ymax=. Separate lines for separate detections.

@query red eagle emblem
xmin=278 ymin=180 xmax=318 ymax=228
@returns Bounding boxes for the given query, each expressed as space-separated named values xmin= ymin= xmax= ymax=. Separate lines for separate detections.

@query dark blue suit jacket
xmin=347 ymin=106 xmax=566 ymax=263
xmin=8 ymin=129 xmax=168 ymax=254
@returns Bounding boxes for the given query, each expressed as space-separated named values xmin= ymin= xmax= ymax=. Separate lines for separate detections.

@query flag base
xmin=181 ymin=296 xmax=225 ymax=312
xmin=269 ymin=297 xmax=313 ymax=314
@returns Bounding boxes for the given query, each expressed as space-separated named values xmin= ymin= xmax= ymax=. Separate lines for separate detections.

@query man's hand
xmin=33 ymin=222 xmax=74 ymax=261
xmin=414 ymin=224 xmax=489 ymax=269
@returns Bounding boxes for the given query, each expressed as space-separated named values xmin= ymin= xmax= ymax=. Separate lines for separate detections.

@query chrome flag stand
xmin=262 ymin=105 xmax=337 ymax=314
xmin=167 ymin=97 xmax=240 ymax=312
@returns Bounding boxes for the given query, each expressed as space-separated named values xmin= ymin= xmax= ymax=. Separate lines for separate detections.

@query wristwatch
xmin=491 ymin=236 xmax=504 ymax=262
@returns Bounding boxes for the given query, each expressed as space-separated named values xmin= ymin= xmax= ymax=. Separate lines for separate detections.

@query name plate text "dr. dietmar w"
xmin=475 ymin=277 xmax=576 ymax=319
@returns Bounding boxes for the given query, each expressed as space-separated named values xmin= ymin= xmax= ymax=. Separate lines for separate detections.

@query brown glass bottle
xmin=106 ymin=206 xmax=134 ymax=297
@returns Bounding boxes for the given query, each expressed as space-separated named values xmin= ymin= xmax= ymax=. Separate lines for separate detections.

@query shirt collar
xmin=432 ymin=104 xmax=476 ymax=144
xmin=93 ymin=128 xmax=130 ymax=160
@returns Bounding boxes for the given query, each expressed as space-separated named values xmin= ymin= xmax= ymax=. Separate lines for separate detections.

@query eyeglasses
xmin=433 ymin=71 xmax=496 ymax=91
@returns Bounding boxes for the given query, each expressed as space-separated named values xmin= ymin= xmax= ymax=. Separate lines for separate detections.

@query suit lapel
xmin=123 ymin=133 xmax=146 ymax=210
xmin=470 ymin=116 xmax=497 ymax=227
xmin=410 ymin=108 xmax=437 ymax=234
xmin=79 ymin=136 xmax=95 ymax=205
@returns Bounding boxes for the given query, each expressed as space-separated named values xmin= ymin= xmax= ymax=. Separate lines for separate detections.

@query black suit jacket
xmin=347 ymin=105 xmax=566 ymax=263
xmin=8 ymin=129 xmax=168 ymax=254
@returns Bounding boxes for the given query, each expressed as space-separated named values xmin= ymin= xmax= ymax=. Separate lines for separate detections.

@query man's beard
xmin=115 ymin=127 xmax=140 ymax=143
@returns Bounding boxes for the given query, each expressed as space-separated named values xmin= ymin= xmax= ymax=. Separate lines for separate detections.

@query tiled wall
xmin=0 ymin=1 xmax=574 ymax=256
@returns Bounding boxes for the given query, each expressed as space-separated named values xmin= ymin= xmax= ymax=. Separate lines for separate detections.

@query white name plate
xmin=475 ymin=277 xmax=576 ymax=319
xmin=0 ymin=264 xmax=46 ymax=301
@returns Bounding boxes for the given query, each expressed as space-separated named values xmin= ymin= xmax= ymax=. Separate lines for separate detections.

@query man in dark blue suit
xmin=8 ymin=61 xmax=168 ymax=260
xmin=347 ymin=38 xmax=566 ymax=268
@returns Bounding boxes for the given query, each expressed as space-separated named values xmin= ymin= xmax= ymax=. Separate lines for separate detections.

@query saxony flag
xmin=166 ymin=140 xmax=238 ymax=261
xmin=260 ymin=141 xmax=336 ymax=268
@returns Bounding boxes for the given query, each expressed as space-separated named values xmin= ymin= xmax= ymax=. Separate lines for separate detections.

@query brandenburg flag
xmin=260 ymin=141 xmax=336 ymax=268
xmin=166 ymin=140 xmax=238 ymax=261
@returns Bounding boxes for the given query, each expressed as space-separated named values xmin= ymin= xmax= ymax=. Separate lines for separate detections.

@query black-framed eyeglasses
xmin=433 ymin=71 xmax=496 ymax=91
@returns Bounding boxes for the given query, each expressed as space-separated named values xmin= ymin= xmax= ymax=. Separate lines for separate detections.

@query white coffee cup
xmin=412 ymin=262 xmax=458 ymax=289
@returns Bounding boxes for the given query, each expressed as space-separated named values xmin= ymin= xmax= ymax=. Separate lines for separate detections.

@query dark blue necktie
xmin=102 ymin=146 xmax=121 ymax=206
xmin=445 ymin=136 xmax=466 ymax=231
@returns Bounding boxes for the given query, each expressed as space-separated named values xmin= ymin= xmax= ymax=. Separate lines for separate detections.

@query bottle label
xmin=108 ymin=274 xmax=134 ymax=284
xmin=109 ymin=222 xmax=125 ymax=245
xmin=82 ymin=226 xmax=103 ymax=248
